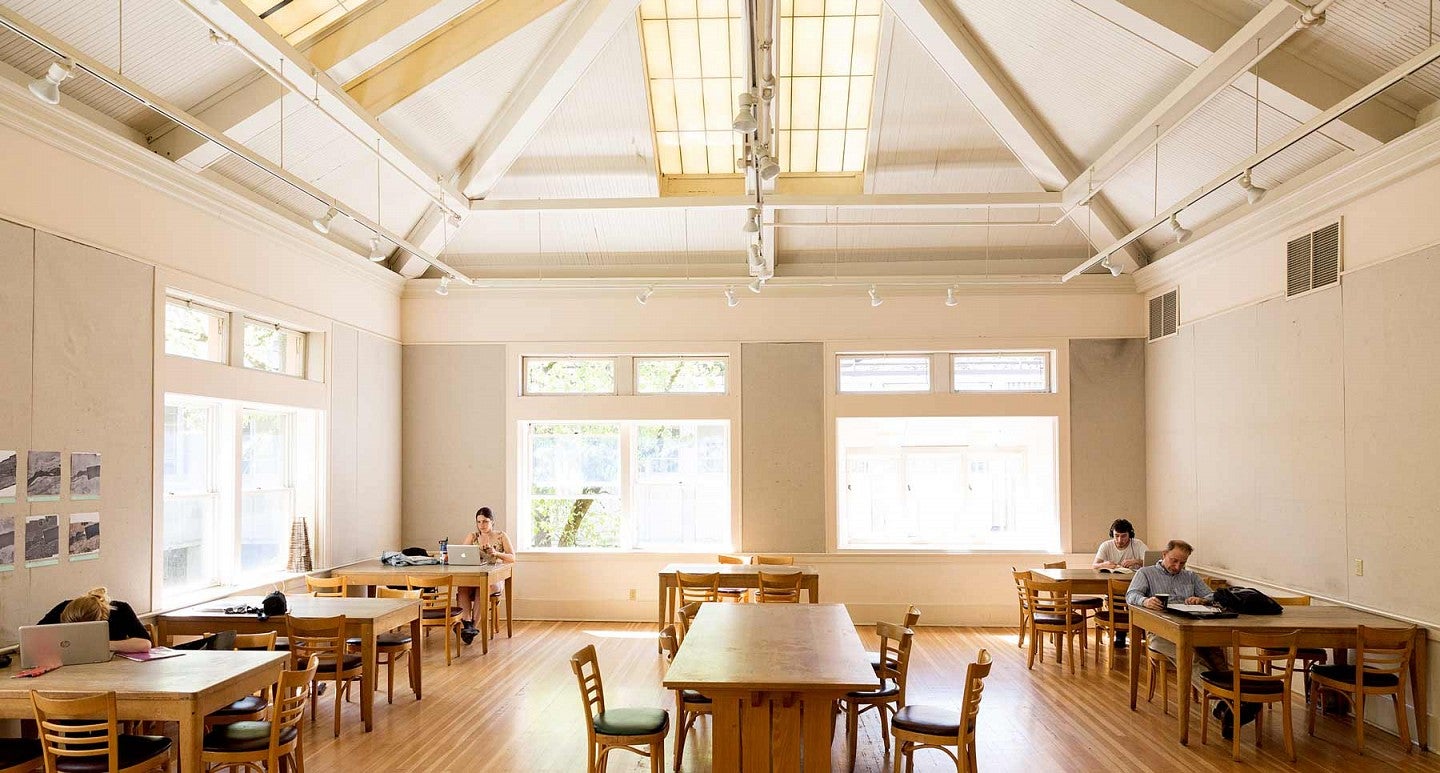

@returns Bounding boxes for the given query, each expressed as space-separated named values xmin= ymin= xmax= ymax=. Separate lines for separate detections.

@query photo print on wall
xmin=27 ymin=451 xmax=61 ymax=501
xmin=0 ymin=515 xmax=14 ymax=571
xmin=24 ymin=513 xmax=59 ymax=567
xmin=68 ymin=512 xmax=99 ymax=561
xmin=0 ymin=450 xmax=15 ymax=503
xmin=70 ymin=452 xmax=100 ymax=499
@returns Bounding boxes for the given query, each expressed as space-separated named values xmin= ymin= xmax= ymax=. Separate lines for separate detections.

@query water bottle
xmin=439 ymin=538 xmax=449 ymax=564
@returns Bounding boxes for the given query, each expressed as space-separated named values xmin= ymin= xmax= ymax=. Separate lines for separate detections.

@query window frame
xmin=949 ymin=350 xmax=1054 ymax=394
xmin=836 ymin=353 xmax=933 ymax=394
xmin=241 ymin=318 xmax=308 ymax=378
xmin=522 ymin=356 xmax=620 ymax=396
xmin=163 ymin=296 xmax=229 ymax=364
xmin=237 ymin=407 xmax=298 ymax=580
xmin=633 ymin=356 xmax=729 ymax=395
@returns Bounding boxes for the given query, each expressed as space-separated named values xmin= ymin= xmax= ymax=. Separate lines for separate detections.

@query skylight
xmin=639 ymin=0 xmax=748 ymax=175
xmin=242 ymin=0 xmax=377 ymax=43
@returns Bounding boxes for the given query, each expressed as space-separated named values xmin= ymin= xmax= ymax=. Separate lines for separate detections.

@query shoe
xmin=1239 ymin=702 xmax=1261 ymax=727
xmin=1214 ymin=702 xmax=1235 ymax=740
xmin=460 ymin=623 xmax=478 ymax=645
xmin=1114 ymin=635 xmax=1127 ymax=649
xmin=315 ymin=682 xmax=328 ymax=697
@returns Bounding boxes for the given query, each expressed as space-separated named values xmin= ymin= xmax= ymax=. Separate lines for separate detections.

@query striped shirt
xmin=1126 ymin=562 xmax=1213 ymax=608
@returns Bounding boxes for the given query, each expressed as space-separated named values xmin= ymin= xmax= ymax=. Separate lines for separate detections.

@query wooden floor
xmin=294 ymin=621 xmax=1440 ymax=772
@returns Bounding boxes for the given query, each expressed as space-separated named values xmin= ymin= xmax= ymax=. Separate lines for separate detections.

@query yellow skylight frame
xmin=241 ymin=0 xmax=378 ymax=44
xmin=776 ymin=0 xmax=881 ymax=174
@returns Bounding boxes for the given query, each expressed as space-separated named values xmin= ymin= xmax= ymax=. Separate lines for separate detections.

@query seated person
xmin=455 ymin=507 xmax=515 ymax=645
xmin=39 ymin=586 xmax=151 ymax=653
xmin=1092 ymin=518 xmax=1148 ymax=570
xmin=1126 ymin=541 xmax=1256 ymax=737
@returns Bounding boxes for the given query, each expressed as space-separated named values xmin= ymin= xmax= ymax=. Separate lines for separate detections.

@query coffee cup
xmin=1154 ymin=593 xmax=1170 ymax=609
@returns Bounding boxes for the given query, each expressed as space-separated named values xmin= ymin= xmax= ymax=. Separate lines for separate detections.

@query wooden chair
xmin=1023 ymin=577 xmax=1083 ymax=674
xmin=1041 ymin=560 xmax=1067 ymax=570
xmin=675 ymin=572 xmax=720 ymax=606
xmin=0 ymin=739 xmax=42 ymax=773
xmin=715 ymin=554 xmax=751 ymax=603
xmin=1257 ymin=596 xmax=1328 ymax=695
xmin=842 ymin=622 xmax=913 ymax=772
xmin=570 ymin=644 xmax=669 ymax=773
xmin=30 ymin=691 xmax=172 ymax=773
xmin=488 ymin=589 xmax=504 ymax=637
xmin=1198 ymin=631 xmax=1299 ymax=761
xmin=754 ymin=555 xmax=794 ymax=565
xmin=755 ymin=570 xmax=803 ymax=603
xmin=676 ymin=601 xmax=703 ymax=644
xmin=1039 ymin=560 xmax=1101 ymax=648
xmin=287 ymin=614 xmax=363 ymax=738
xmin=659 ymin=626 xmax=711 ymax=773
xmin=891 ymin=648 xmax=992 ymax=773
xmin=1093 ymin=577 xmax=1130 ymax=669
xmin=201 ymin=655 xmax=318 ymax=773
xmin=1010 ymin=569 xmax=1032 ymax=648
xmin=1307 ymin=625 xmax=1416 ymax=754
xmin=205 ymin=631 xmax=278 ymax=729
xmin=306 ymin=574 xmax=347 ymax=597
xmin=409 ymin=574 xmax=463 ymax=666
xmin=869 ymin=606 xmax=921 ymax=675
xmin=372 ymin=587 xmax=419 ymax=703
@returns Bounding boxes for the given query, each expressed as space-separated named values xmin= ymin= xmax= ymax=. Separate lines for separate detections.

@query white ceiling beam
xmin=1074 ymin=0 xmax=1412 ymax=154
xmin=466 ymin=192 xmax=1064 ymax=212
xmin=1062 ymin=0 xmax=1311 ymax=208
xmin=457 ymin=0 xmax=643 ymax=199
xmin=885 ymin=0 xmax=1145 ymax=272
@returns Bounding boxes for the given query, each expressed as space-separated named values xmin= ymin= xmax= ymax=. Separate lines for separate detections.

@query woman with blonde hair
xmin=38 ymin=587 xmax=152 ymax=652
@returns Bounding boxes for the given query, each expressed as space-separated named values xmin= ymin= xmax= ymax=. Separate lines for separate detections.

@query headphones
xmin=1109 ymin=519 xmax=1135 ymax=539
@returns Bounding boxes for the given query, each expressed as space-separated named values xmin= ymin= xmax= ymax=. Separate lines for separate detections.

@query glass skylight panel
xmin=641 ymin=0 xmax=747 ymax=175
xmin=776 ymin=0 xmax=881 ymax=174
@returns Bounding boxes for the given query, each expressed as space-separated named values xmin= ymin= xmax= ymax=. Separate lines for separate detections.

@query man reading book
xmin=1092 ymin=518 xmax=1148 ymax=570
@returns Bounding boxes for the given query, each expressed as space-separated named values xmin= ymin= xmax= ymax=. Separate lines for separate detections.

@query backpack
xmin=1214 ymin=586 xmax=1283 ymax=615
xmin=261 ymin=590 xmax=289 ymax=618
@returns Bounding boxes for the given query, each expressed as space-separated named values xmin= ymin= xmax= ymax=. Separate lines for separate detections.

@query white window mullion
xmin=621 ymin=422 xmax=635 ymax=549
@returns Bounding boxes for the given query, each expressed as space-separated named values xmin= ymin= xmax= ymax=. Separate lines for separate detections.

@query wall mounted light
xmin=435 ymin=275 xmax=450 ymax=296
xmin=945 ymin=286 xmax=958 ymax=307
xmin=868 ymin=285 xmax=883 ymax=307
xmin=725 ymin=287 xmax=738 ymax=307
xmin=636 ymin=285 xmax=654 ymax=305
xmin=28 ymin=60 xmax=73 ymax=105
xmin=1169 ymin=214 xmax=1192 ymax=244
xmin=311 ymin=206 xmax=338 ymax=234
xmin=1239 ymin=170 xmax=1266 ymax=205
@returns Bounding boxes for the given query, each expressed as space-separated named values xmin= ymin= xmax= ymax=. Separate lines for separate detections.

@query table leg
xmin=1413 ymin=631 xmax=1430 ymax=750
xmin=657 ymin=574 xmax=668 ymax=653
xmin=479 ymin=580 xmax=491 ymax=656
xmin=1176 ymin=635 xmax=1194 ymax=745
xmin=773 ymin=694 xmax=802 ymax=770
xmin=800 ymin=695 xmax=833 ymax=773
xmin=807 ymin=577 xmax=820 ymax=604
xmin=410 ymin=615 xmax=423 ymax=700
xmin=179 ymin=703 xmax=202 ymax=773
xmin=1128 ymin=623 xmax=1142 ymax=711
xmin=712 ymin=696 xmax=742 ymax=771
xmin=155 ymin=619 xmax=171 ymax=647
xmin=360 ymin=625 xmax=377 ymax=732
xmin=505 ymin=574 xmax=513 ymax=639
xmin=742 ymin=695 xmax=771 ymax=771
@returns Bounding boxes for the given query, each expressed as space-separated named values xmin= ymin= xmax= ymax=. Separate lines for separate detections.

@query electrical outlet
xmin=1354 ymin=559 xmax=1364 ymax=577
xmin=627 ymin=588 xmax=637 ymax=601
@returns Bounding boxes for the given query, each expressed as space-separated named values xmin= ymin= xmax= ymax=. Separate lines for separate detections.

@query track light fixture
xmin=725 ymin=286 xmax=738 ymax=308
xmin=747 ymin=242 xmax=765 ymax=272
xmin=368 ymin=236 xmax=388 ymax=262
xmin=311 ymin=206 xmax=338 ymax=234
xmin=742 ymin=206 xmax=761 ymax=233
xmin=732 ymin=92 xmax=758 ymax=134
xmin=756 ymin=152 xmax=780 ymax=181
xmin=1100 ymin=255 xmax=1123 ymax=277
xmin=636 ymin=285 xmax=654 ymax=306
xmin=208 ymin=29 xmax=234 ymax=46
xmin=868 ymin=285 xmax=883 ymax=307
xmin=1169 ymin=213 xmax=1193 ymax=244
xmin=1239 ymin=170 xmax=1266 ymax=205
xmin=748 ymin=276 xmax=765 ymax=294
xmin=28 ymin=60 xmax=73 ymax=105
xmin=945 ymin=286 xmax=958 ymax=307
xmin=435 ymin=275 xmax=451 ymax=296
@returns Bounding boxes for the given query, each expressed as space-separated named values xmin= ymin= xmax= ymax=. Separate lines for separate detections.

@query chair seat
xmin=1095 ymin=612 xmax=1129 ymax=627
xmin=847 ymin=679 xmax=899 ymax=700
xmin=680 ymin=690 xmax=711 ymax=705
xmin=315 ymin=653 xmax=363 ymax=672
xmin=0 ymin=738 xmax=42 ymax=768
xmin=1260 ymin=646 xmax=1327 ymax=660
xmin=422 ymin=606 xmax=464 ymax=620
xmin=717 ymin=587 xmax=749 ymax=596
xmin=593 ymin=707 xmax=669 ymax=736
xmin=202 ymin=721 xmax=299 ymax=753
xmin=1310 ymin=664 xmax=1401 ymax=688
xmin=1032 ymin=611 xmax=1084 ymax=625
xmin=54 ymin=735 xmax=171 ymax=772
xmin=1199 ymin=670 xmax=1286 ymax=695
xmin=866 ymin=650 xmax=899 ymax=673
xmin=208 ymin=695 xmax=268 ymax=717
xmin=892 ymin=705 xmax=961 ymax=736
xmin=1071 ymin=596 xmax=1104 ymax=609
xmin=377 ymin=631 xmax=414 ymax=647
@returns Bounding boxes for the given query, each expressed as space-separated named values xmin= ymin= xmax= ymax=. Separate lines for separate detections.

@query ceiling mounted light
xmin=868 ymin=285 xmax=883 ymax=308
xmin=636 ymin=285 xmax=654 ymax=306
xmin=435 ymin=275 xmax=451 ymax=296
xmin=724 ymin=286 xmax=738 ymax=308
xmin=748 ymin=276 xmax=765 ymax=294
xmin=311 ymin=206 xmax=338 ymax=234
xmin=746 ymin=241 xmax=764 ymax=271
xmin=1239 ymin=170 xmax=1266 ymax=205
xmin=742 ymin=206 xmax=761 ymax=233
xmin=1169 ymin=214 xmax=1193 ymax=245
xmin=945 ymin=286 xmax=958 ymax=307
xmin=1100 ymin=255 xmax=1123 ymax=277
xmin=28 ymin=61 xmax=73 ymax=105
xmin=732 ymin=92 xmax=758 ymax=134
xmin=208 ymin=29 xmax=234 ymax=46
xmin=756 ymin=153 xmax=780 ymax=181
xmin=367 ymin=236 xmax=388 ymax=262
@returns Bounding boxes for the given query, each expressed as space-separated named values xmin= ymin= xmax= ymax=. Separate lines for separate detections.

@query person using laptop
xmin=1126 ymin=541 xmax=1257 ymax=738
xmin=1091 ymin=518 xmax=1148 ymax=570
xmin=38 ymin=586 xmax=151 ymax=653
xmin=456 ymin=507 xmax=515 ymax=644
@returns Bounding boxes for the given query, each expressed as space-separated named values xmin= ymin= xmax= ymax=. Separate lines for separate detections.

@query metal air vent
xmin=1286 ymin=221 xmax=1342 ymax=297
xmin=1148 ymin=289 xmax=1178 ymax=342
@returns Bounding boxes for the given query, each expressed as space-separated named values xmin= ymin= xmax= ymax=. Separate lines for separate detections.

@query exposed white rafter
xmin=466 ymin=192 xmax=1064 ymax=211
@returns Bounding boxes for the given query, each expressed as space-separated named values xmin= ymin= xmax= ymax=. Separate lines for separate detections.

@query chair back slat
xmin=754 ymin=555 xmax=794 ymax=566
xmin=1025 ymin=578 xmax=1073 ymax=616
xmin=377 ymin=587 xmax=421 ymax=600
xmin=31 ymin=691 xmax=119 ymax=769
xmin=570 ymin=644 xmax=606 ymax=730
xmin=1357 ymin=625 xmax=1415 ymax=679
xmin=1271 ymin=595 xmax=1312 ymax=606
xmin=408 ymin=575 xmax=456 ymax=611
xmin=1234 ymin=631 xmax=1299 ymax=694
xmin=716 ymin=554 xmax=746 ymax=565
xmin=287 ymin=614 xmax=347 ymax=667
xmin=756 ymin=571 xmax=803 ymax=603
xmin=875 ymin=622 xmax=915 ymax=702
xmin=676 ymin=601 xmax=703 ymax=643
xmin=306 ymin=575 xmax=347 ymax=597
xmin=903 ymin=605 xmax=922 ymax=629
xmin=1011 ymin=569 xmax=1032 ymax=611
xmin=961 ymin=649 xmax=993 ymax=742
xmin=659 ymin=626 xmax=679 ymax=662
xmin=1042 ymin=560 xmax=1066 ymax=570
xmin=1105 ymin=577 xmax=1130 ymax=625
xmin=276 ymin=655 xmax=319 ymax=734
xmin=676 ymin=572 xmax=720 ymax=604
xmin=232 ymin=631 xmax=278 ymax=651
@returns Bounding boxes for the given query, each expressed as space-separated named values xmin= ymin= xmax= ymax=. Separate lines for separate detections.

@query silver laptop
xmin=19 ymin=621 xmax=112 ymax=668
xmin=1144 ymin=550 xmax=1165 ymax=566
xmin=449 ymin=544 xmax=488 ymax=566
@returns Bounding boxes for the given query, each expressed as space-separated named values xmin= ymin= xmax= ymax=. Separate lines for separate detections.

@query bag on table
xmin=1213 ymin=586 xmax=1283 ymax=615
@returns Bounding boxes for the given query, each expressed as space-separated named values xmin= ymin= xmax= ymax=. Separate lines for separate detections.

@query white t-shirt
xmin=1094 ymin=537 xmax=1148 ymax=566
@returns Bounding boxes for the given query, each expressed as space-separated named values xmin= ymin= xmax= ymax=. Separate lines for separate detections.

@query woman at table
xmin=456 ymin=507 xmax=515 ymax=644
xmin=38 ymin=586 xmax=152 ymax=653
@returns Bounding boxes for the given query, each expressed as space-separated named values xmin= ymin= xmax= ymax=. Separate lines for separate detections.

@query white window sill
xmin=154 ymin=571 xmax=305 ymax=614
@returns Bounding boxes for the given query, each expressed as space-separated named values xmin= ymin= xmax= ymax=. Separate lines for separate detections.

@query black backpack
xmin=1214 ymin=586 xmax=1283 ymax=615
xmin=261 ymin=590 xmax=289 ymax=618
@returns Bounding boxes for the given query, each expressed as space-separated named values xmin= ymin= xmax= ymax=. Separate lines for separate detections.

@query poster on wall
xmin=68 ymin=512 xmax=99 ymax=561
xmin=70 ymin=452 xmax=100 ymax=499
xmin=0 ymin=515 xmax=14 ymax=571
xmin=26 ymin=451 xmax=61 ymax=501
xmin=24 ymin=514 xmax=59 ymax=567
xmin=0 ymin=450 xmax=15 ymax=503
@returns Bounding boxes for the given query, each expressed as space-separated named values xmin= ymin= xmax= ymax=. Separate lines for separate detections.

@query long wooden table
xmin=657 ymin=563 xmax=820 ymax=652
xmin=332 ymin=558 xmax=515 ymax=655
xmin=663 ymin=603 xmax=875 ymax=771
xmin=1128 ymin=604 xmax=1430 ymax=750
xmin=1032 ymin=566 xmax=1132 ymax=594
xmin=0 ymin=650 xmax=286 ymax=773
xmin=156 ymin=595 xmax=421 ymax=732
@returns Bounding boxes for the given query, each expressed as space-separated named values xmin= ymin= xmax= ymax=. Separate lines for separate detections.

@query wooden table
xmin=664 ymin=604 xmax=875 ymax=772
xmin=1128 ymin=605 xmax=1430 ymax=750
xmin=0 ymin=650 xmax=285 ymax=773
xmin=156 ymin=595 xmax=421 ymax=732
xmin=1031 ymin=567 xmax=1132 ymax=594
xmin=333 ymin=559 xmax=515 ymax=655
xmin=657 ymin=563 xmax=820 ymax=652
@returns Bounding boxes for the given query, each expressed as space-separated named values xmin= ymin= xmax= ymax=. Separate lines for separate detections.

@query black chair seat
xmin=1261 ymin=646 xmax=1327 ymax=660
xmin=0 ymin=738 xmax=42 ymax=768
xmin=1310 ymin=664 xmax=1400 ymax=688
xmin=680 ymin=690 xmax=711 ymax=704
xmin=1032 ymin=611 xmax=1084 ymax=625
xmin=377 ymin=632 xmax=413 ymax=647
xmin=421 ymin=607 xmax=464 ymax=620
xmin=202 ymin=721 xmax=298 ymax=753
xmin=593 ymin=707 xmax=669 ymax=736
xmin=717 ymin=587 xmax=749 ymax=597
xmin=1071 ymin=597 xmax=1104 ymax=609
xmin=1200 ymin=670 xmax=1286 ymax=695
xmin=315 ymin=653 xmax=363 ymax=672
xmin=1096 ymin=612 xmax=1129 ymax=626
xmin=54 ymin=735 xmax=171 ymax=772
xmin=208 ymin=695 xmax=268 ymax=716
xmin=847 ymin=679 xmax=899 ymax=700
xmin=892 ymin=705 xmax=961 ymax=736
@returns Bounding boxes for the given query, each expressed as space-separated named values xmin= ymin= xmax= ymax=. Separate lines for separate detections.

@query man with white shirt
xmin=1092 ymin=518 xmax=1147 ymax=570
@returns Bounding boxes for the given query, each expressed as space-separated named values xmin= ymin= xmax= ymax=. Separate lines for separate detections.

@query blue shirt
xmin=1126 ymin=562 xmax=1214 ymax=608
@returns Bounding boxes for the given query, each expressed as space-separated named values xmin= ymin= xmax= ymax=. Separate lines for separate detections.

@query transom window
xmin=242 ymin=319 xmax=307 ymax=378
xmin=951 ymin=352 xmax=1052 ymax=393
xmin=636 ymin=357 xmax=728 ymax=393
xmin=164 ymin=298 xmax=228 ymax=363
xmin=524 ymin=358 xmax=618 ymax=395
xmin=838 ymin=355 xmax=930 ymax=393
xmin=523 ymin=355 xmax=728 ymax=395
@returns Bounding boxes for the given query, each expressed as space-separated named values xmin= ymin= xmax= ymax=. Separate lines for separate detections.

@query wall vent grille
xmin=1148 ymin=289 xmax=1178 ymax=341
xmin=1286 ymin=221 xmax=1342 ymax=297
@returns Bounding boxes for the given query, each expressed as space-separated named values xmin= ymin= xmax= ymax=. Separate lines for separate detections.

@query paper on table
xmin=116 ymin=647 xmax=185 ymax=662
xmin=1167 ymin=603 xmax=1218 ymax=613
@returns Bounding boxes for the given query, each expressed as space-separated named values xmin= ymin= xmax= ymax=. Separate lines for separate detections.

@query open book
xmin=1097 ymin=566 xmax=1133 ymax=574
